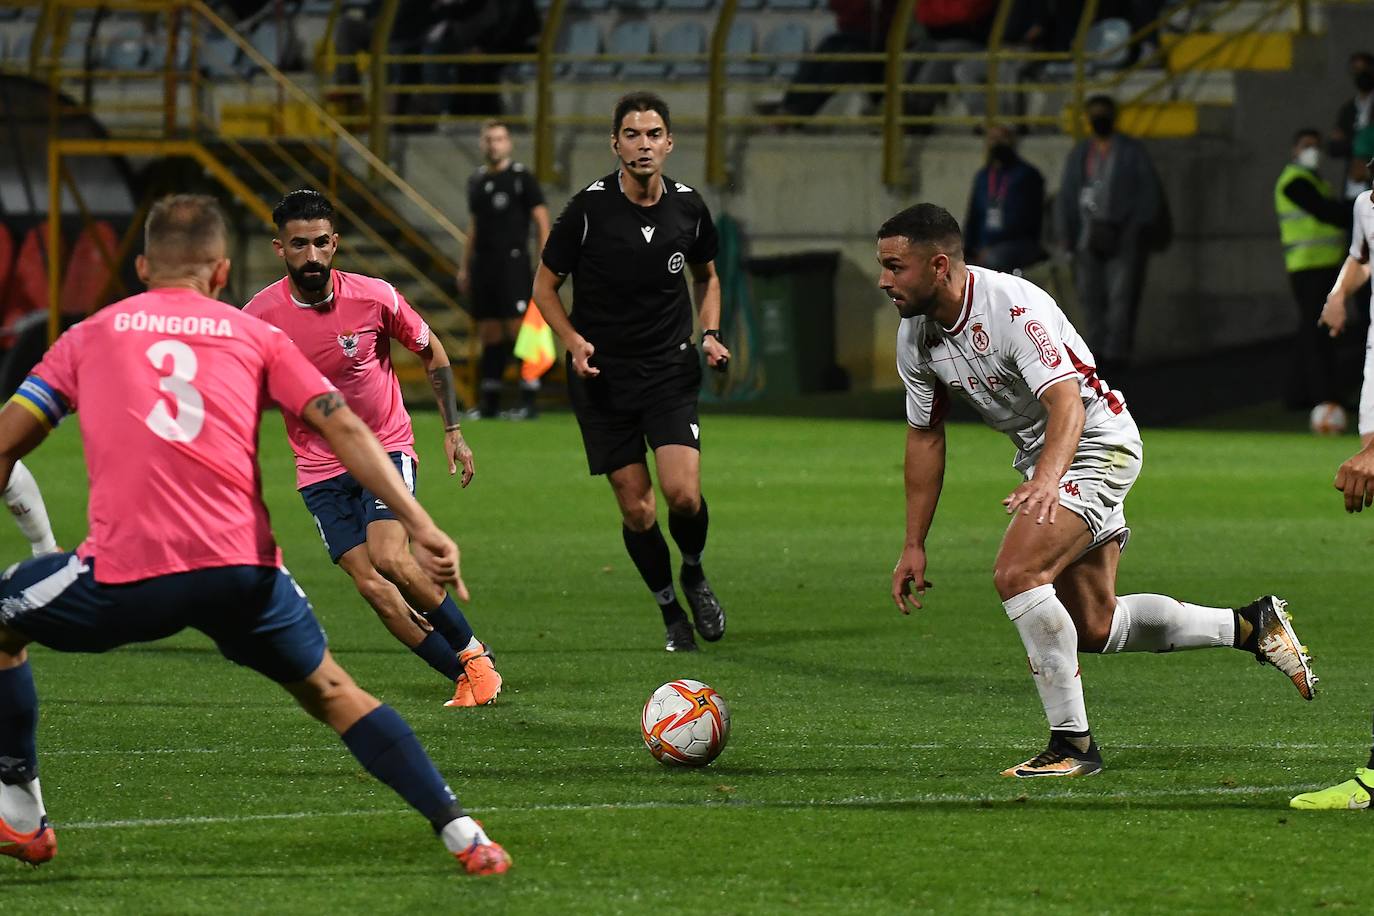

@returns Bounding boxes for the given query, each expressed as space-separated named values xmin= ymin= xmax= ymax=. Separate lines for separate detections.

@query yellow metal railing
xmin=319 ymin=0 xmax=1316 ymax=189
xmin=18 ymin=0 xmax=478 ymax=398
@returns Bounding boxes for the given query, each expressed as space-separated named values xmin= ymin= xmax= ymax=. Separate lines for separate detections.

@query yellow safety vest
xmin=1274 ymin=164 xmax=1347 ymax=272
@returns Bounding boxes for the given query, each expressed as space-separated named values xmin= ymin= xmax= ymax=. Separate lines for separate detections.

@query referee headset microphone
xmin=611 ymin=99 xmax=728 ymax=373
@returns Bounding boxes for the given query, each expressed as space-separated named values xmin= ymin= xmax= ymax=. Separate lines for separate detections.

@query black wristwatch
xmin=702 ymin=329 xmax=724 ymax=345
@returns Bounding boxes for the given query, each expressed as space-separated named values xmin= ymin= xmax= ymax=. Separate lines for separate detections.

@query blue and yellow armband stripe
xmin=10 ymin=376 xmax=69 ymax=430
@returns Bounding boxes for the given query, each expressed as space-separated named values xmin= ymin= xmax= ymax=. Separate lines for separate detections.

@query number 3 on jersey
xmin=145 ymin=339 xmax=205 ymax=442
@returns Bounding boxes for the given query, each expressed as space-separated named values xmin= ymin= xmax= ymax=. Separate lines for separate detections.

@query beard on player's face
xmin=289 ymin=259 xmax=331 ymax=292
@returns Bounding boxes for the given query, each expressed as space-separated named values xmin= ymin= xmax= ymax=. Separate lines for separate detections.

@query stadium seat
xmin=1090 ymin=17 xmax=1132 ymax=70
xmin=1042 ymin=17 xmax=1133 ymax=79
xmin=146 ymin=27 xmax=194 ymax=71
xmin=201 ymin=31 xmax=241 ymax=78
xmin=663 ymin=0 xmax=715 ymax=9
xmin=102 ymin=28 xmax=150 ymax=72
xmin=614 ymin=20 xmax=663 ymax=80
xmin=737 ymin=0 xmax=764 ymax=9
xmin=566 ymin=19 xmax=607 ymax=80
xmin=0 ymin=7 xmax=19 ymax=21
xmin=761 ymin=21 xmax=807 ymax=81
xmin=725 ymin=20 xmax=767 ymax=79
xmin=615 ymin=0 xmax=662 ymax=10
xmin=662 ymin=21 xmax=707 ymax=80
xmin=572 ymin=0 xmax=612 ymax=11
xmin=764 ymin=0 xmax=819 ymax=8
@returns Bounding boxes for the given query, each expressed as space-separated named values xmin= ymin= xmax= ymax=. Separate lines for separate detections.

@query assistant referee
xmin=531 ymin=91 xmax=730 ymax=653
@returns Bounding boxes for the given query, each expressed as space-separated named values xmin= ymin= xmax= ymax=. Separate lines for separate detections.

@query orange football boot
xmin=0 ymin=815 xmax=56 ymax=866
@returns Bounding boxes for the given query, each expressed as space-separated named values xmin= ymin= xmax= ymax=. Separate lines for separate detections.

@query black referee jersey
xmin=541 ymin=170 xmax=718 ymax=360
xmin=467 ymin=162 xmax=545 ymax=275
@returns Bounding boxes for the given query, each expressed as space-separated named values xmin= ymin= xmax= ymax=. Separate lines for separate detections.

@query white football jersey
xmin=1351 ymin=189 xmax=1373 ymax=264
xmin=897 ymin=266 xmax=1131 ymax=473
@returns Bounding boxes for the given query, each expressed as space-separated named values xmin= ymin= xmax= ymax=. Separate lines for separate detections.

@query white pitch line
xmin=41 ymin=741 xmax=1344 ymax=758
xmin=58 ymin=783 xmax=1321 ymax=831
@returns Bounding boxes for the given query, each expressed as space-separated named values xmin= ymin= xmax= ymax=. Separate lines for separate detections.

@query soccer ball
xmin=641 ymin=679 xmax=731 ymax=767
xmin=1310 ymin=402 xmax=1348 ymax=436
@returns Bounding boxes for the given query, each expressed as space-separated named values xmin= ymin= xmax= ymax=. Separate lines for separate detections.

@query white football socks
xmin=4 ymin=460 xmax=57 ymax=556
xmin=439 ymin=814 xmax=490 ymax=853
xmin=0 ymin=777 xmax=46 ymax=833
xmin=1003 ymin=584 xmax=1088 ymax=733
xmin=1102 ymin=594 xmax=1235 ymax=654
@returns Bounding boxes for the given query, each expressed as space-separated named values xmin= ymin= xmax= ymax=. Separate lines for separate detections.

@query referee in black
xmin=458 ymin=119 xmax=550 ymax=419
xmin=532 ymin=92 xmax=730 ymax=652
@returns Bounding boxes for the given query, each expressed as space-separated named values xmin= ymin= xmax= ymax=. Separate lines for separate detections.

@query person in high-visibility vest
xmin=1275 ymin=128 xmax=1356 ymax=424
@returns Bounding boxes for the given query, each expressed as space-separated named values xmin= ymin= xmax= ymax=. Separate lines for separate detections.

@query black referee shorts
xmin=566 ymin=343 xmax=703 ymax=476
xmin=470 ymin=254 xmax=533 ymax=322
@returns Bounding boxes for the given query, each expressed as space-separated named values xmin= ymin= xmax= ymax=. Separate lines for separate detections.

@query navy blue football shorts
xmin=300 ymin=451 xmax=418 ymax=563
xmin=0 ymin=552 xmax=327 ymax=684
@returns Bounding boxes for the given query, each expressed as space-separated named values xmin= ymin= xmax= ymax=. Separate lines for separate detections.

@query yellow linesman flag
xmin=514 ymin=301 xmax=556 ymax=381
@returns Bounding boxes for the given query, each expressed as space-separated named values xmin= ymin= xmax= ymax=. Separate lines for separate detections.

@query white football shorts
xmin=1024 ymin=413 xmax=1142 ymax=555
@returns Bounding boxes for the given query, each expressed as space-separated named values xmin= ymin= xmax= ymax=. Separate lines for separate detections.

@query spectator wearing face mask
xmin=1275 ymin=128 xmax=1359 ymax=418
xmin=1054 ymin=95 xmax=1169 ymax=371
xmin=964 ymin=124 xmax=1047 ymax=274
xmin=1330 ymin=52 xmax=1374 ymax=203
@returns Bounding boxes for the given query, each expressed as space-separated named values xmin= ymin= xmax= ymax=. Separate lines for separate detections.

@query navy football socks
xmin=0 ymin=662 xmax=39 ymax=785
xmin=411 ymin=631 xmax=464 ymax=682
xmin=421 ymin=595 xmax=476 ymax=654
xmin=341 ymin=705 xmax=464 ymax=831
xmin=668 ymin=497 xmax=710 ymax=586
xmin=622 ymin=523 xmax=689 ymax=626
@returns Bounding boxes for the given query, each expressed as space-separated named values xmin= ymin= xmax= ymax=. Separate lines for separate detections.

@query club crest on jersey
xmin=970 ymin=322 xmax=990 ymax=353
xmin=1024 ymin=320 xmax=1061 ymax=368
xmin=492 ymin=191 xmax=510 ymax=211
xmin=338 ymin=331 xmax=360 ymax=358
xmin=667 ymin=252 xmax=685 ymax=274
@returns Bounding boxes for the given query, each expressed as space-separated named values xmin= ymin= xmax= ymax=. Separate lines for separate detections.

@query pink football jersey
xmin=17 ymin=287 xmax=335 ymax=584
xmin=244 ymin=270 xmax=431 ymax=488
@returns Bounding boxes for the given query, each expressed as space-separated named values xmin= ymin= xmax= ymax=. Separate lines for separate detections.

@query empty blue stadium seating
xmin=762 ymin=21 xmax=807 ymax=81
xmin=662 ymin=21 xmax=707 ymax=79
xmin=725 ymin=20 xmax=767 ymax=79
xmin=615 ymin=20 xmax=663 ymax=79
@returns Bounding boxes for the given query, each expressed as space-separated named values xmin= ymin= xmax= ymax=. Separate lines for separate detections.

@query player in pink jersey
xmin=245 ymin=190 xmax=501 ymax=708
xmin=879 ymin=204 xmax=1314 ymax=779
xmin=0 ymin=195 xmax=509 ymax=875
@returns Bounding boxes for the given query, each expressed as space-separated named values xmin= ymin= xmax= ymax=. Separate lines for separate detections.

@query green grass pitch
xmin=6 ymin=410 xmax=1374 ymax=913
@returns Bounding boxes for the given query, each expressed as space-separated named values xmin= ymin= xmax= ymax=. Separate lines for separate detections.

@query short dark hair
xmin=613 ymin=91 xmax=671 ymax=135
xmin=272 ymin=189 xmax=335 ymax=233
xmin=481 ymin=119 xmax=510 ymax=134
xmin=1085 ymin=94 xmax=1116 ymax=112
xmin=877 ymin=204 xmax=964 ymax=258
xmin=1293 ymin=127 xmax=1321 ymax=145
xmin=144 ymin=193 xmax=228 ymax=270
xmin=1351 ymin=51 xmax=1373 ymax=68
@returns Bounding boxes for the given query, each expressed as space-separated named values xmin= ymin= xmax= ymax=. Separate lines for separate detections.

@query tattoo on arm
xmin=429 ymin=366 xmax=461 ymax=428
xmin=313 ymin=392 xmax=345 ymax=418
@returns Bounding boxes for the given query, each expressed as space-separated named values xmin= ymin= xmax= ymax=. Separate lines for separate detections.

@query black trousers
xmin=1288 ymin=265 xmax=1363 ymax=408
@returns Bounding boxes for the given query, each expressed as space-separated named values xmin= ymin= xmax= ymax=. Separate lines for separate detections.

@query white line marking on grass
xmin=42 ymin=741 xmax=1343 ymax=758
xmin=59 ymin=783 xmax=1321 ymax=830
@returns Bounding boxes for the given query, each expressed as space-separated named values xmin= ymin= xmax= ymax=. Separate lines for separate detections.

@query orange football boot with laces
xmin=448 ymin=643 xmax=501 ymax=706
xmin=0 ymin=815 xmax=56 ymax=866
xmin=455 ymin=839 xmax=511 ymax=876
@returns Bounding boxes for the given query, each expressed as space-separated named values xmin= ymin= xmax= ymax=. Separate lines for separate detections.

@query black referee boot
xmin=665 ymin=619 xmax=698 ymax=652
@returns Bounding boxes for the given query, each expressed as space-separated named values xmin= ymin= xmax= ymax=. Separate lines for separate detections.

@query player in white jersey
xmin=1318 ymin=178 xmax=1374 ymax=442
xmin=879 ymin=204 xmax=1316 ymax=778
xmin=1294 ymin=168 xmax=1374 ymax=810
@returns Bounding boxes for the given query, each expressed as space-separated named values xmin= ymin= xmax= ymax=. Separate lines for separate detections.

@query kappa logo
xmin=1024 ymin=320 xmax=1061 ymax=368
xmin=674 ymin=182 xmax=693 ymax=193
xmin=667 ymin=252 xmax=685 ymax=274
xmin=338 ymin=330 xmax=360 ymax=358
xmin=1009 ymin=306 xmax=1027 ymax=319
xmin=587 ymin=179 xmax=606 ymax=191
xmin=690 ymin=422 xmax=700 ymax=440
xmin=970 ymin=322 xmax=990 ymax=353
xmin=641 ymin=226 xmax=656 ymax=243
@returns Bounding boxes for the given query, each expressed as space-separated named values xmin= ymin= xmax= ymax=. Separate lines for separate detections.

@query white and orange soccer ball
xmin=641 ymin=679 xmax=731 ymax=767
xmin=1310 ymin=402 xmax=1348 ymax=436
